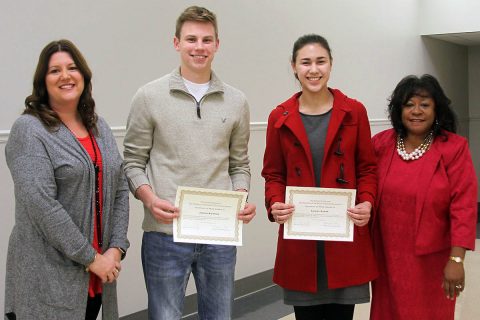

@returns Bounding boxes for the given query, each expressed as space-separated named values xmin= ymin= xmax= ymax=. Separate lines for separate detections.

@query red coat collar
xmin=273 ymin=89 xmax=353 ymax=162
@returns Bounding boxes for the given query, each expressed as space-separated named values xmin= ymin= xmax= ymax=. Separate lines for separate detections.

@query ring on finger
xmin=455 ymin=284 xmax=463 ymax=289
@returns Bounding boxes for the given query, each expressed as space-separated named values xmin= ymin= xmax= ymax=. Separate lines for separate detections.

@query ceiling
xmin=425 ymin=31 xmax=480 ymax=46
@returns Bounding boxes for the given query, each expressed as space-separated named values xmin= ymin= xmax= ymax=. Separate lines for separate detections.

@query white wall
xmin=418 ymin=0 xmax=480 ymax=198
xmin=419 ymin=0 xmax=480 ymax=35
xmin=0 ymin=0 xmax=477 ymax=317
xmin=0 ymin=138 xmax=15 ymax=316
xmin=421 ymin=37 xmax=470 ymax=135
xmin=1 ymin=0 xmax=429 ymax=128
xmin=468 ymin=46 xmax=480 ymax=199
xmin=418 ymin=0 xmax=480 ymax=196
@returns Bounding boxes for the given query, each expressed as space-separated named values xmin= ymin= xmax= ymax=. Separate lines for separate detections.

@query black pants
xmin=5 ymin=313 xmax=16 ymax=320
xmin=294 ymin=304 xmax=355 ymax=320
xmin=85 ymin=294 xmax=102 ymax=320
xmin=5 ymin=294 xmax=102 ymax=320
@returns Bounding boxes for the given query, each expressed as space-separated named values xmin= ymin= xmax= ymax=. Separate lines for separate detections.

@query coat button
xmin=295 ymin=167 xmax=301 ymax=176
xmin=283 ymin=111 xmax=288 ymax=116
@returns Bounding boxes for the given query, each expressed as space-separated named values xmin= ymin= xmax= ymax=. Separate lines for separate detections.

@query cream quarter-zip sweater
xmin=123 ymin=68 xmax=251 ymax=234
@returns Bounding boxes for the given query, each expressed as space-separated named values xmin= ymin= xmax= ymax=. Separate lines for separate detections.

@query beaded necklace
xmin=396 ymin=131 xmax=433 ymax=161
xmin=88 ymin=133 xmax=102 ymax=248
xmin=62 ymin=122 xmax=102 ymax=247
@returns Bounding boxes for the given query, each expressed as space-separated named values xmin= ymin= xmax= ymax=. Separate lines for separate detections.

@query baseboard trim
xmin=120 ymin=269 xmax=274 ymax=320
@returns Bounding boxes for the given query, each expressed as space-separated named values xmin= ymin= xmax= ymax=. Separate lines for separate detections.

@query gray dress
xmin=283 ymin=110 xmax=370 ymax=306
xmin=4 ymin=115 xmax=129 ymax=320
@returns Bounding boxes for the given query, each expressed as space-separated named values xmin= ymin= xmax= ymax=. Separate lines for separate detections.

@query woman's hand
xmin=347 ymin=201 xmax=372 ymax=227
xmin=443 ymin=247 xmax=466 ymax=300
xmin=103 ymin=247 xmax=122 ymax=263
xmin=88 ymin=253 xmax=121 ymax=283
xmin=443 ymin=260 xmax=465 ymax=300
xmin=271 ymin=202 xmax=294 ymax=224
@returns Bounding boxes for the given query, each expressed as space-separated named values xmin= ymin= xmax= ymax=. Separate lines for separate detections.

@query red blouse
xmin=78 ymin=134 xmax=103 ymax=297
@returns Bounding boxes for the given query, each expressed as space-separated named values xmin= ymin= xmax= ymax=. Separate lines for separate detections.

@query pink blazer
xmin=372 ymin=129 xmax=477 ymax=255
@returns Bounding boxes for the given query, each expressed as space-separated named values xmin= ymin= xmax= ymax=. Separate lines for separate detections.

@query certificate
xmin=173 ymin=186 xmax=247 ymax=246
xmin=284 ymin=186 xmax=356 ymax=242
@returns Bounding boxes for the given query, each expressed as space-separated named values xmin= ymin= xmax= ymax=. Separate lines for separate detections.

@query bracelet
xmin=449 ymin=256 xmax=464 ymax=263
xmin=116 ymin=247 xmax=126 ymax=260
xmin=85 ymin=253 xmax=97 ymax=272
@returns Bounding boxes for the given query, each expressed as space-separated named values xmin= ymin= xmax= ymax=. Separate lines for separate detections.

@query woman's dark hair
xmin=24 ymin=39 xmax=97 ymax=133
xmin=388 ymin=74 xmax=457 ymax=138
xmin=291 ymin=34 xmax=332 ymax=63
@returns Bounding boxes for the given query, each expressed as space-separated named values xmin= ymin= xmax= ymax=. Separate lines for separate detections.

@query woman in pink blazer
xmin=370 ymin=74 xmax=478 ymax=320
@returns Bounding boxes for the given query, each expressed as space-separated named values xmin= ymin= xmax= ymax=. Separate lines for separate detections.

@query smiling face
xmin=401 ymin=93 xmax=436 ymax=139
xmin=291 ymin=43 xmax=332 ymax=95
xmin=174 ymin=21 xmax=219 ymax=82
xmin=45 ymin=51 xmax=84 ymax=109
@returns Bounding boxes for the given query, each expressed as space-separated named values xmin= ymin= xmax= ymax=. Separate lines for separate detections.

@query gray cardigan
xmin=124 ymin=68 xmax=251 ymax=234
xmin=4 ymin=115 xmax=129 ymax=320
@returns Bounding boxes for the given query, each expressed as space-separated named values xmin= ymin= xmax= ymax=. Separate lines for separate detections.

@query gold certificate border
xmin=175 ymin=187 xmax=246 ymax=243
xmin=286 ymin=187 xmax=355 ymax=239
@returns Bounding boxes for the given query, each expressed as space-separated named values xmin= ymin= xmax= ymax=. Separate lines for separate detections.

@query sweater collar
xmin=169 ymin=67 xmax=225 ymax=95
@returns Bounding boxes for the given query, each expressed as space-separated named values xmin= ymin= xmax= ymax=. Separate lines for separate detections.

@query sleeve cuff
xmin=231 ymin=174 xmax=250 ymax=192
xmin=127 ymin=174 xmax=151 ymax=197
xmin=358 ymin=192 xmax=375 ymax=207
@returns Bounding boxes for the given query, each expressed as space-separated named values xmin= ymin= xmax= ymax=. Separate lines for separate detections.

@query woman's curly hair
xmin=388 ymin=74 xmax=457 ymax=138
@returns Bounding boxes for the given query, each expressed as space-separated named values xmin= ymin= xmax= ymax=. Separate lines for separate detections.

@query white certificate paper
xmin=173 ymin=187 xmax=247 ymax=246
xmin=284 ymin=186 xmax=356 ymax=242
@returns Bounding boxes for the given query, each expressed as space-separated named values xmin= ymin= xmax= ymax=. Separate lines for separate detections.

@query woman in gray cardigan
xmin=4 ymin=40 xmax=129 ymax=320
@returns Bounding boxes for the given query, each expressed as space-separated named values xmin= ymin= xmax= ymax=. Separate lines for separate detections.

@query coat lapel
xmin=324 ymin=90 xmax=350 ymax=157
xmin=376 ymin=133 xmax=396 ymax=208
xmin=323 ymin=106 xmax=346 ymax=157
xmin=413 ymin=142 xmax=441 ymax=234
xmin=274 ymin=95 xmax=314 ymax=177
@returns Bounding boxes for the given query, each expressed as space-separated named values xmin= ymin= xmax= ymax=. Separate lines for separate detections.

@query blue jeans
xmin=141 ymin=231 xmax=236 ymax=320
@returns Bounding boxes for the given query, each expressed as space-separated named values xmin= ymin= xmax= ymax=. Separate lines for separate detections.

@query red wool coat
xmin=262 ymin=89 xmax=378 ymax=292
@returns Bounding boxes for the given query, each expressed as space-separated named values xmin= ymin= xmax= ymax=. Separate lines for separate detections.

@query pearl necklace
xmin=396 ymin=132 xmax=433 ymax=161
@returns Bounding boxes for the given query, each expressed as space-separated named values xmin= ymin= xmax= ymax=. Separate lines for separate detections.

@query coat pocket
xmin=39 ymin=258 xmax=86 ymax=310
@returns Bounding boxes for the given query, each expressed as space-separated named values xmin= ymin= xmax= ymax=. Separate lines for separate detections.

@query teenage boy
xmin=123 ymin=6 xmax=256 ymax=320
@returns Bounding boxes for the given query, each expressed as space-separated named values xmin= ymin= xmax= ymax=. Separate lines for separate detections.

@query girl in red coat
xmin=262 ymin=34 xmax=378 ymax=320
xmin=370 ymin=75 xmax=477 ymax=320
